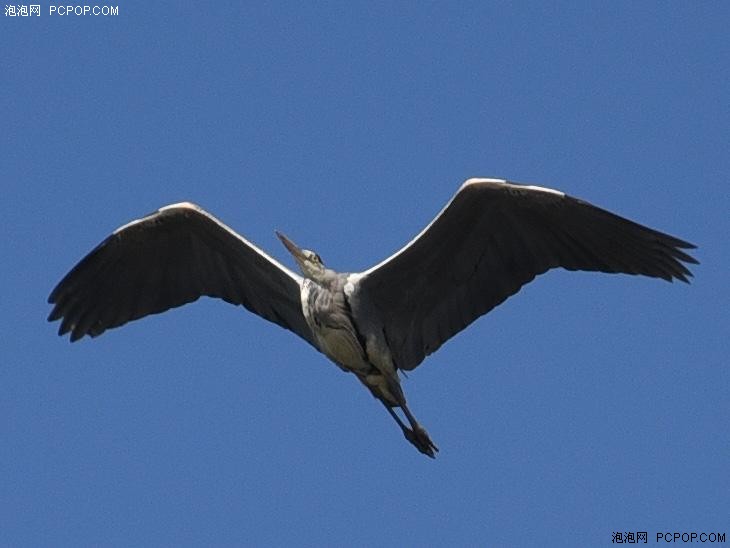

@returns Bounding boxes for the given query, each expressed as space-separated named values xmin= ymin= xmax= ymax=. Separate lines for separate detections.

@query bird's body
xmin=279 ymin=236 xmax=437 ymax=453
xmin=48 ymin=179 xmax=697 ymax=457
xmin=301 ymin=276 xmax=362 ymax=374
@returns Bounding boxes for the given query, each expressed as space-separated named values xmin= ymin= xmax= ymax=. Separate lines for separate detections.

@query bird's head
xmin=276 ymin=231 xmax=326 ymax=280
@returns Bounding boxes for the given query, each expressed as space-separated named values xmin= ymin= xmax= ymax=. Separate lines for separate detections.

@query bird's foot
xmin=404 ymin=424 xmax=439 ymax=458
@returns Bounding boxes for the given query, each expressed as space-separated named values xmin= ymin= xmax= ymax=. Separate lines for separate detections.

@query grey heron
xmin=48 ymin=178 xmax=697 ymax=457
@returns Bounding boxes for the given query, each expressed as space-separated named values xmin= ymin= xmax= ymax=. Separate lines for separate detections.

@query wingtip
xmin=47 ymin=284 xmax=62 ymax=304
xmin=47 ymin=306 xmax=63 ymax=322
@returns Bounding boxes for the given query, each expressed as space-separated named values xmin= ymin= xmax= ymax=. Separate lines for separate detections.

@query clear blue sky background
xmin=2 ymin=3 xmax=728 ymax=546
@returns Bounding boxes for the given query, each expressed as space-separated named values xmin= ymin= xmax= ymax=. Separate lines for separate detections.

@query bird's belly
xmin=315 ymin=326 xmax=368 ymax=373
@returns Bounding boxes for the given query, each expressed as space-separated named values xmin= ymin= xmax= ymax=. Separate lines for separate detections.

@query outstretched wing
xmin=352 ymin=179 xmax=698 ymax=371
xmin=48 ymin=202 xmax=315 ymax=346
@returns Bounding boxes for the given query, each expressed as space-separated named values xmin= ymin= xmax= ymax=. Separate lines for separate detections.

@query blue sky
xmin=2 ymin=2 xmax=728 ymax=546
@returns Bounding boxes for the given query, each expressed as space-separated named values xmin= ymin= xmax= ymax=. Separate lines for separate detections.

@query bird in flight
xmin=48 ymin=179 xmax=697 ymax=457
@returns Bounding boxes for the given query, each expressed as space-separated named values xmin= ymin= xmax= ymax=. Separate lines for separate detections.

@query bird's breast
xmin=300 ymin=279 xmax=369 ymax=374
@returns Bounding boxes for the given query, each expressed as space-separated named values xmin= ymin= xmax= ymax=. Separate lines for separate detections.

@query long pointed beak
xmin=275 ymin=231 xmax=306 ymax=262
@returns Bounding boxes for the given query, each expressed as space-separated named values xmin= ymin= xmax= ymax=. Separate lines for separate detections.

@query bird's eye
xmin=314 ymin=254 xmax=322 ymax=263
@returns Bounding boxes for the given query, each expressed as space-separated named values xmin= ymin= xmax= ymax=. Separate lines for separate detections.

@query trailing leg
xmin=381 ymin=401 xmax=438 ymax=458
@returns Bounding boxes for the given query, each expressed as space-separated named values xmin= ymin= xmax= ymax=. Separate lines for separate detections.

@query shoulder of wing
xmin=461 ymin=178 xmax=566 ymax=199
xmin=355 ymin=178 xmax=568 ymax=279
xmin=111 ymin=201 xmax=206 ymax=235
